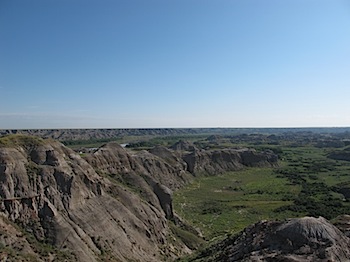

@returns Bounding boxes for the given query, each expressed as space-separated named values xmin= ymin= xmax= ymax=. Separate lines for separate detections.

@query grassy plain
xmin=173 ymin=167 xmax=300 ymax=239
xmin=174 ymin=140 xmax=350 ymax=240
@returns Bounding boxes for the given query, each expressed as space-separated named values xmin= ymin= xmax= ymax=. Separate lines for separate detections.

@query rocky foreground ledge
xmin=190 ymin=216 xmax=350 ymax=261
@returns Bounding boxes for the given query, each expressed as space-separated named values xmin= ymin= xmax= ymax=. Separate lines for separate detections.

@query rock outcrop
xmin=332 ymin=215 xmax=350 ymax=237
xmin=0 ymin=135 xmax=280 ymax=261
xmin=0 ymin=214 xmax=71 ymax=262
xmin=181 ymin=148 xmax=278 ymax=175
xmin=170 ymin=140 xmax=198 ymax=152
xmin=192 ymin=216 xmax=350 ymax=261
xmin=0 ymin=136 xmax=191 ymax=261
xmin=153 ymin=183 xmax=174 ymax=220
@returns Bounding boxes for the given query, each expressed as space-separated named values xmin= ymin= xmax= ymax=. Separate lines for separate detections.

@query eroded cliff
xmin=0 ymin=136 xmax=192 ymax=261
xmin=0 ymin=135 xmax=279 ymax=261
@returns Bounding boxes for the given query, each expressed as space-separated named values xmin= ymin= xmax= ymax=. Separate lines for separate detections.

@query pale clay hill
xmin=1 ymin=135 xmax=350 ymax=261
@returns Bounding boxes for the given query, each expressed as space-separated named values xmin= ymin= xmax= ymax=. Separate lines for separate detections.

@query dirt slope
xmin=0 ymin=136 xmax=189 ymax=261
xmin=0 ymin=135 xmax=279 ymax=261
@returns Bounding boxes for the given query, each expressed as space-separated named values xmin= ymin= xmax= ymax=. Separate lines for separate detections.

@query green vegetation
xmin=174 ymin=168 xmax=299 ymax=239
xmin=62 ymin=137 xmax=119 ymax=149
xmin=0 ymin=216 xmax=74 ymax=261
xmin=169 ymin=222 xmax=205 ymax=250
xmin=62 ymin=134 xmax=209 ymax=150
xmin=0 ymin=134 xmax=45 ymax=147
xmin=173 ymin=133 xmax=350 ymax=241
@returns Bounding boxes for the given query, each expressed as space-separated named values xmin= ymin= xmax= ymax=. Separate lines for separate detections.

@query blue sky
xmin=1 ymin=0 xmax=349 ymax=129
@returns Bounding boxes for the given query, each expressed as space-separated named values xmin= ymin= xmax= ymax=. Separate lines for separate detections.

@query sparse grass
xmin=0 ymin=134 xmax=45 ymax=147
xmin=174 ymin=167 xmax=300 ymax=239
xmin=0 ymin=215 xmax=75 ymax=261
xmin=174 ymin=143 xmax=350 ymax=240
xmin=169 ymin=222 xmax=205 ymax=250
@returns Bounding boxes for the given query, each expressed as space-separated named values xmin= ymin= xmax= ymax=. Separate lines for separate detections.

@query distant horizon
xmin=1 ymin=126 xmax=350 ymax=131
xmin=1 ymin=1 xmax=349 ymax=129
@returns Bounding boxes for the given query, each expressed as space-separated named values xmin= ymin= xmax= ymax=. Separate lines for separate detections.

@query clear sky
xmin=1 ymin=0 xmax=349 ymax=129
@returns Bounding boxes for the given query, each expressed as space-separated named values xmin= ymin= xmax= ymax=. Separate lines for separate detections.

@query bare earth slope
xmin=0 ymin=135 xmax=279 ymax=261
xmin=0 ymin=136 xmax=190 ymax=261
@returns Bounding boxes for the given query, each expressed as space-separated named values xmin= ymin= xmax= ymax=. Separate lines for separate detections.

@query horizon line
xmin=1 ymin=126 xmax=350 ymax=131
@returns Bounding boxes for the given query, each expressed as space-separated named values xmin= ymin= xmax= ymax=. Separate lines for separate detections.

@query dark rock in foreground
xmin=192 ymin=216 xmax=350 ymax=261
